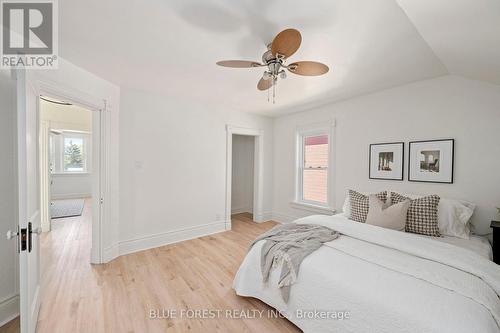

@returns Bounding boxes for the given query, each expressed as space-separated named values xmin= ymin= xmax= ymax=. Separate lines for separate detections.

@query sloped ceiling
xmin=396 ymin=0 xmax=500 ymax=85
xmin=57 ymin=0 xmax=497 ymax=117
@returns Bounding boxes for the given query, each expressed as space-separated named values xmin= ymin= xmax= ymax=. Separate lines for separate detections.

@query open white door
xmin=16 ymin=68 xmax=42 ymax=333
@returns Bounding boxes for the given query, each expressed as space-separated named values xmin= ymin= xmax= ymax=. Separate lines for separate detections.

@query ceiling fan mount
xmin=216 ymin=28 xmax=329 ymax=103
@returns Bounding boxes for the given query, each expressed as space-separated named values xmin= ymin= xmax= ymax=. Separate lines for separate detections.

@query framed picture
xmin=408 ymin=139 xmax=454 ymax=183
xmin=369 ymin=142 xmax=404 ymax=180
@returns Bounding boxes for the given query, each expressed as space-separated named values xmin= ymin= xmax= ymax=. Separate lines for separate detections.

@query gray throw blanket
xmin=249 ymin=223 xmax=339 ymax=302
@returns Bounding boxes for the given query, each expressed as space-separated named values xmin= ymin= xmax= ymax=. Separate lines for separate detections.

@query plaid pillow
xmin=391 ymin=192 xmax=441 ymax=236
xmin=348 ymin=190 xmax=387 ymax=223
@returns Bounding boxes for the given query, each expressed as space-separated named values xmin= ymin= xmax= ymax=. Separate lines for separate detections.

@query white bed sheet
xmin=337 ymin=213 xmax=493 ymax=261
xmin=233 ymin=215 xmax=500 ymax=333
xmin=429 ymin=234 xmax=492 ymax=260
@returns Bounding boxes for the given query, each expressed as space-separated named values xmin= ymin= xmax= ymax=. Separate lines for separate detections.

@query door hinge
xmin=100 ymin=198 xmax=104 ymax=204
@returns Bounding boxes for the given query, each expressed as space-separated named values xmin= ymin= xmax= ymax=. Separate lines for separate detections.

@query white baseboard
xmin=117 ymin=221 xmax=227 ymax=257
xmin=231 ymin=206 xmax=253 ymax=215
xmin=230 ymin=208 xmax=272 ymax=223
xmin=254 ymin=211 xmax=273 ymax=223
xmin=102 ymin=244 xmax=119 ymax=263
xmin=271 ymin=211 xmax=299 ymax=224
xmin=51 ymin=192 xmax=91 ymax=200
xmin=0 ymin=294 xmax=19 ymax=327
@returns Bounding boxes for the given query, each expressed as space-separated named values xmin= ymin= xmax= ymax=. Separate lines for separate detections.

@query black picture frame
xmin=369 ymin=142 xmax=405 ymax=181
xmin=408 ymin=139 xmax=454 ymax=184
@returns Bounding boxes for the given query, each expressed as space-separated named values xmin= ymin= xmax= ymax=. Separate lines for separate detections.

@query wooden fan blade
xmin=271 ymin=29 xmax=302 ymax=58
xmin=216 ymin=60 xmax=262 ymax=68
xmin=257 ymin=78 xmax=272 ymax=91
xmin=287 ymin=61 xmax=329 ymax=76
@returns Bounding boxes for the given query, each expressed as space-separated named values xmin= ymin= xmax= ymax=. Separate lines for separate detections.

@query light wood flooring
xmin=37 ymin=202 xmax=300 ymax=333
xmin=0 ymin=317 xmax=19 ymax=333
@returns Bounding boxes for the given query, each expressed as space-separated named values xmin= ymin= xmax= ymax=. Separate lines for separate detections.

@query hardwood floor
xmin=0 ymin=317 xmax=19 ymax=333
xmin=37 ymin=205 xmax=301 ymax=333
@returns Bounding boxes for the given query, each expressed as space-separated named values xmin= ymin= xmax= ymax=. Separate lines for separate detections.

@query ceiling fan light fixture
xmin=216 ymin=28 xmax=329 ymax=104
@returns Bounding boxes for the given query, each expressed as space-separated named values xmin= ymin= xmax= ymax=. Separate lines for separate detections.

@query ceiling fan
xmin=216 ymin=28 xmax=329 ymax=103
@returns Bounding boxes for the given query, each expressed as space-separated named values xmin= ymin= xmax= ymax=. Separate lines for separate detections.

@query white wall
xmin=272 ymin=75 xmax=500 ymax=234
xmin=231 ymin=135 xmax=255 ymax=214
xmin=50 ymin=174 xmax=92 ymax=200
xmin=0 ymin=71 xmax=19 ymax=326
xmin=40 ymin=100 xmax=93 ymax=200
xmin=118 ymin=88 xmax=273 ymax=255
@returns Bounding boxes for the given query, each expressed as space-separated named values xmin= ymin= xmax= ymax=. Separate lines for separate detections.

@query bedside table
xmin=491 ymin=221 xmax=500 ymax=264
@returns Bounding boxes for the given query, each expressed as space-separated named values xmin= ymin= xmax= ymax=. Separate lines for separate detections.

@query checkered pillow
xmin=391 ymin=192 xmax=441 ymax=236
xmin=348 ymin=190 xmax=387 ymax=223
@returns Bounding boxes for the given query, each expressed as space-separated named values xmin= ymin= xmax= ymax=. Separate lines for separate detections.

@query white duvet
xmin=233 ymin=214 xmax=500 ymax=333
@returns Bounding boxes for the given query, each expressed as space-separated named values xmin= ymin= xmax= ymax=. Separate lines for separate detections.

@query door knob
xmin=6 ymin=230 xmax=18 ymax=240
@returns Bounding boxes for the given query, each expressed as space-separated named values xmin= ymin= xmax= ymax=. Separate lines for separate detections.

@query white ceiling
xmin=396 ymin=0 xmax=500 ymax=86
xmin=58 ymin=0 xmax=498 ymax=117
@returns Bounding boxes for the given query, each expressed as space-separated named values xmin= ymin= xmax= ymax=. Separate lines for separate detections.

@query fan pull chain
xmin=273 ymin=77 xmax=276 ymax=104
xmin=273 ymin=78 xmax=278 ymax=104
xmin=267 ymin=83 xmax=270 ymax=102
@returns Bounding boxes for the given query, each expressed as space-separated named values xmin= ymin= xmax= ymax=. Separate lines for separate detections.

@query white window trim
xmin=290 ymin=201 xmax=336 ymax=215
xmin=292 ymin=121 xmax=335 ymax=214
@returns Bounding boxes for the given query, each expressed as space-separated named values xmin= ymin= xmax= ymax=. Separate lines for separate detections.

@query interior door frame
xmin=225 ymin=125 xmax=265 ymax=229
xmin=36 ymin=80 xmax=109 ymax=264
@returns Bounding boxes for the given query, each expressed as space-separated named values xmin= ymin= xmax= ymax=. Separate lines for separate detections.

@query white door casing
xmin=91 ymin=108 xmax=103 ymax=264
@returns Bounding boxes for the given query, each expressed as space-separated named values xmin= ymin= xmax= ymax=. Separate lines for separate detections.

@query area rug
xmin=50 ymin=199 xmax=85 ymax=219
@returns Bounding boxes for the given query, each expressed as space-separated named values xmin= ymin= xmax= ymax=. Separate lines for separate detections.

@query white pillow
xmin=438 ymin=198 xmax=475 ymax=239
xmin=342 ymin=195 xmax=351 ymax=217
xmin=388 ymin=192 xmax=475 ymax=239
xmin=366 ymin=195 xmax=410 ymax=231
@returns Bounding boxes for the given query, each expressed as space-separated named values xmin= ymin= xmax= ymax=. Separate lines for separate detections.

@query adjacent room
xmin=40 ymin=97 xmax=93 ymax=229
xmin=1 ymin=1 xmax=500 ymax=333
xmin=231 ymin=134 xmax=255 ymax=222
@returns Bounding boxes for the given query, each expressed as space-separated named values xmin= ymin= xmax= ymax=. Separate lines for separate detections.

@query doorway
xmin=231 ymin=134 xmax=255 ymax=222
xmin=225 ymin=126 xmax=264 ymax=229
xmin=38 ymin=95 xmax=102 ymax=265
xmin=40 ymin=97 xmax=93 ymax=230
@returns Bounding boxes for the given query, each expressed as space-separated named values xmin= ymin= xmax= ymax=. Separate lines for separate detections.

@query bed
xmin=233 ymin=213 xmax=500 ymax=333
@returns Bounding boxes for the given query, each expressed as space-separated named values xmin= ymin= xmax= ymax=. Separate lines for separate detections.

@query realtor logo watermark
xmin=1 ymin=0 xmax=58 ymax=68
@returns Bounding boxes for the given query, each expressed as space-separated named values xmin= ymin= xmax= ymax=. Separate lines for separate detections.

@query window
xmin=296 ymin=126 xmax=332 ymax=209
xmin=50 ymin=131 xmax=91 ymax=173
xmin=64 ymin=136 xmax=85 ymax=172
